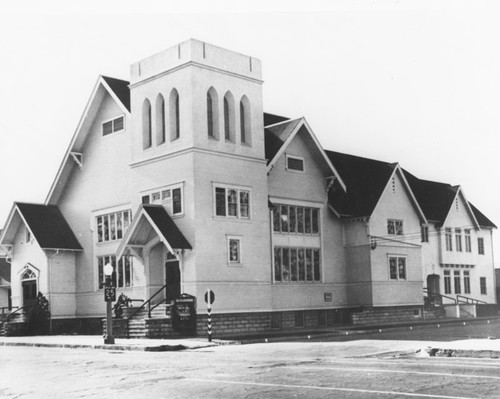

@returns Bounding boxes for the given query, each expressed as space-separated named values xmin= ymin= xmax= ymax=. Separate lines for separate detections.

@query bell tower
xmin=128 ymin=39 xmax=265 ymax=164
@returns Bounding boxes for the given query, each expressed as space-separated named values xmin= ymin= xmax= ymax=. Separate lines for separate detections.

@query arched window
xmin=207 ymin=87 xmax=219 ymax=139
xmin=240 ymin=96 xmax=251 ymax=144
xmin=155 ymin=94 xmax=166 ymax=145
xmin=142 ymin=99 xmax=152 ymax=149
xmin=21 ymin=268 xmax=36 ymax=280
xmin=169 ymin=89 xmax=180 ymax=141
xmin=223 ymin=91 xmax=235 ymax=141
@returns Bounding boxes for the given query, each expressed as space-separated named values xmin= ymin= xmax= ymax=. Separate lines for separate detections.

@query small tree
xmin=28 ymin=292 xmax=50 ymax=335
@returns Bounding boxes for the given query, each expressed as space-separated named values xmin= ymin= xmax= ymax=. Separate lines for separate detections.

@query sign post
xmin=204 ymin=289 xmax=215 ymax=342
xmin=103 ymin=263 xmax=115 ymax=345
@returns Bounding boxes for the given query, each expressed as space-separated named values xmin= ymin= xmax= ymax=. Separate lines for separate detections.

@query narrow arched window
xmin=240 ymin=96 xmax=251 ymax=144
xmin=223 ymin=91 xmax=235 ymax=141
xmin=142 ymin=99 xmax=152 ymax=149
xmin=207 ymin=87 xmax=219 ymax=139
xmin=155 ymin=94 xmax=166 ymax=145
xmin=169 ymin=89 xmax=180 ymax=141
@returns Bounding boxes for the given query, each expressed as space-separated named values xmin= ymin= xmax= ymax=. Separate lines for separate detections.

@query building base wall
xmin=351 ymin=305 xmax=424 ymax=325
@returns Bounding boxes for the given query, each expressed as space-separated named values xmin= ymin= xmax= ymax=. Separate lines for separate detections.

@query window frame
xmin=388 ymin=255 xmax=407 ymax=281
xmin=140 ymin=183 xmax=184 ymax=217
xmin=478 ymin=237 xmax=485 ymax=255
xmin=102 ymin=115 xmax=125 ymax=136
xmin=464 ymin=229 xmax=472 ymax=252
xmin=227 ymin=235 xmax=242 ymax=266
xmin=444 ymin=270 xmax=451 ymax=294
xmin=455 ymin=228 xmax=462 ymax=252
xmin=285 ymin=154 xmax=305 ymax=173
xmin=445 ymin=228 xmax=453 ymax=251
xmin=273 ymin=245 xmax=321 ymax=283
xmin=421 ymin=225 xmax=429 ymax=243
xmin=387 ymin=219 xmax=403 ymax=236
xmin=454 ymin=270 xmax=461 ymax=294
xmin=96 ymin=209 xmax=132 ymax=244
xmin=97 ymin=255 xmax=133 ymax=289
xmin=480 ymin=276 xmax=487 ymax=295
xmin=273 ymin=204 xmax=320 ymax=235
xmin=213 ymin=184 xmax=252 ymax=220
xmin=463 ymin=270 xmax=471 ymax=294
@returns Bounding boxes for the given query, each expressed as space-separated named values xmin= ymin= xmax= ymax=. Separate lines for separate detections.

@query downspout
xmin=47 ymin=249 xmax=60 ymax=334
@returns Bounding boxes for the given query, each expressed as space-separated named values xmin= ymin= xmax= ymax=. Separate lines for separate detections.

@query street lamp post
xmin=103 ymin=263 xmax=115 ymax=345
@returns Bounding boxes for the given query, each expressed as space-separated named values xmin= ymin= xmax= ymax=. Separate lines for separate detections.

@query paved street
xmin=1 ymin=335 xmax=500 ymax=398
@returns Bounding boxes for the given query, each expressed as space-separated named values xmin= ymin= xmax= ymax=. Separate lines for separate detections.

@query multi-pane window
xmin=214 ymin=186 xmax=250 ymax=219
xmin=97 ymin=210 xmax=131 ymax=243
xmin=480 ymin=277 xmax=487 ymax=295
xmin=455 ymin=228 xmax=462 ymax=252
xmin=274 ymin=246 xmax=321 ymax=283
xmin=227 ymin=237 xmax=241 ymax=264
xmin=273 ymin=205 xmax=319 ymax=235
xmin=387 ymin=220 xmax=403 ymax=235
xmin=445 ymin=228 xmax=453 ymax=251
xmin=464 ymin=271 xmax=471 ymax=294
xmin=478 ymin=238 xmax=485 ymax=255
xmin=421 ymin=225 xmax=429 ymax=243
xmin=464 ymin=229 xmax=472 ymax=252
xmin=98 ymin=255 xmax=133 ymax=289
xmin=141 ymin=186 xmax=183 ymax=216
xmin=454 ymin=270 xmax=461 ymax=294
xmin=444 ymin=270 xmax=451 ymax=294
xmin=102 ymin=115 xmax=124 ymax=136
xmin=389 ymin=256 xmax=406 ymax=280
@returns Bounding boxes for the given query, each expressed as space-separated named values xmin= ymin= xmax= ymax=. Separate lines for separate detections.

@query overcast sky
xmin=1 ymin=1 xmax=499 ymax=263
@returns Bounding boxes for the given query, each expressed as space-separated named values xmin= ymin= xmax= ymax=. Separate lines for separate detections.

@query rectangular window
xmin=454 ymin=270 xmax=461 ymax=294
xmin=227 ymin=237 xmax=241 ymax=264
xmin=464 ymin=229 xmax=471 ymax=252
xmin=445 ymin=228 xmax=453 ymax=251
xmin=102 ymin=115 xmax=125 ymax=136
xmin=388 ymin=256 xmax=406 ymax=280
xmin=464 ymin=271 xmax=471 ymax=294
xmin=98 ymin=255 xmax=133 ymax=289
xmin=421 ymin=225 xmax=429 ymax=243
xmin=480 ymin=277 xmax=487 ymax=295
xmin=141 ymin=184 xmax=184 ymax=216
xmin=97 ymin=210 xmax=132 ymax=243
xmin=444 ymin=270 xmax=451 ymax=294
xmin=478 ymin=238 xmax=485 ymax=255
xmin=286 ymin=155 xmax=304 ymax=172
xmin=214 ymin=186 xmax=251 ymax=219
xmin=455 ymin=228 xmax=462 ymax=252
xmin=274 ymin=246 xmax=320 ymax=283
xmin=273 ymin=204 xmax=319 ymax=235
xmin=387 ymin=220 xmax=403 ymax=235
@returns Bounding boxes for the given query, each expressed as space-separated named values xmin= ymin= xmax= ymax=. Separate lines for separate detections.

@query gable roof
xmin=327 ymin=151 xmax=410 ymax=219
xmin=101 ymin=76 xmax=130 ymax=112
xmin=46 ymin=75 xmax=131 ymax=204
xmin=469 ymin=203 xmax=496 ymax=228
xmin=0 ymin=203 xmax=82 ymax=251
xmin=117 ymin=205 xmax=191 ymax=258
xmin=265 ymin=117 xmax=346 ymax=192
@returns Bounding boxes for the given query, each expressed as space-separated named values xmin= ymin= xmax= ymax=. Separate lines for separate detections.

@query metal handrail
xmin=456 ymin=295 xmax=487 ymax=305
xmin=423 ymin=288 xmax=457 ymax=304
xmin=126 ymin=284 xmax=169 ymax=338
xmin=5 ymin=305 xmax=29 ymax=322
xmin=0 ymin=306 xmax=18 ymax=316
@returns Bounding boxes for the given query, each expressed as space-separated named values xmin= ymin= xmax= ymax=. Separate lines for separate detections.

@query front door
xmin=165 ymin=259 xmax=181 ymax=301
xmin=427 ymin=274 xmax=441 ymax=305
xmin=22 ymin=280 xmax=37 ymax=308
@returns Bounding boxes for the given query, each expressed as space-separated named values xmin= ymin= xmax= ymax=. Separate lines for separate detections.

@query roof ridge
xmin=265 ymin=117 xmax=302 ymax=129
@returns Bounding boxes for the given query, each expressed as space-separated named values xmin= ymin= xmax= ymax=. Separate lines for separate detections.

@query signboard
xmin=204 ymin=289 xmax=215 ymax=305
xmin=172 ymin=294 xmax=196 ymax=332
xmin=104 ymin=286 xmax=116 ymax=302
xmin=324 ymin=292 xmax=332 ymax=302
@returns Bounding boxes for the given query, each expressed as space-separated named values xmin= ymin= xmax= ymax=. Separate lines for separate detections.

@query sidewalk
xmin=0 ymin=334 xmax=234 ymax=352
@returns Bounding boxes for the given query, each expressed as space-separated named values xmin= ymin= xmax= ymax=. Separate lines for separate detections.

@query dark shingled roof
xmin=264 ymin=113 xmax=289 ymax=127
xmin=326 ymin=151 xmax=396 ymax=218
xmin=16 ymin=203 xmax=82 ymax=250
xmin=264 ymin=118 xmax=301 ymax=163
xmin=403 ymin=171 xmax=457 ymax=223
xmin=102 ymin=76 xmax=130 ymax=112
xmin=469 ymin=203 xmax=496 ymax=228
xmin=143 ymin=205 xmax=192 ymax=250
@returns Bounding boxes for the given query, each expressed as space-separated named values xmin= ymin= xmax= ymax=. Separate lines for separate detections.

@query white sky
xmin=1 ymin=0 xmax=499 ymax=263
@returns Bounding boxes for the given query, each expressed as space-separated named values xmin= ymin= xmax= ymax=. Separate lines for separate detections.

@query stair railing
xmin=456 ymin=295 xmax=487 ymax=305
xmin=0 ymin=306 xmax=18 ymax=316
xmin=423 ymin=288 xmax=457 ymax=305
xmin=125 ymin=283 xmax=170 ymax=338
xmin=5 ymin=305 xmax=29 ymax=322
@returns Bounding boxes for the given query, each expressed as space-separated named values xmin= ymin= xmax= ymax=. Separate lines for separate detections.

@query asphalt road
xmin=1 ymin=337 xmax=500 ymax=398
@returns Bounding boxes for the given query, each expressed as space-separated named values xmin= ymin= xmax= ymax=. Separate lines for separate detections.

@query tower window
xmin=207 ymin=88 xmax=219 ymax=139
xmin=169 ymin=89 xmax=180 ymax=141
xmin=156 ymin=94 xmax=166 ymax=145
xmin=223 ymin=92 xmax=235 ymax=141
xmin=240 ymin=95 xmax=251 ymax=144
xmin=142 ymin=99 xmax=152 ymax=149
